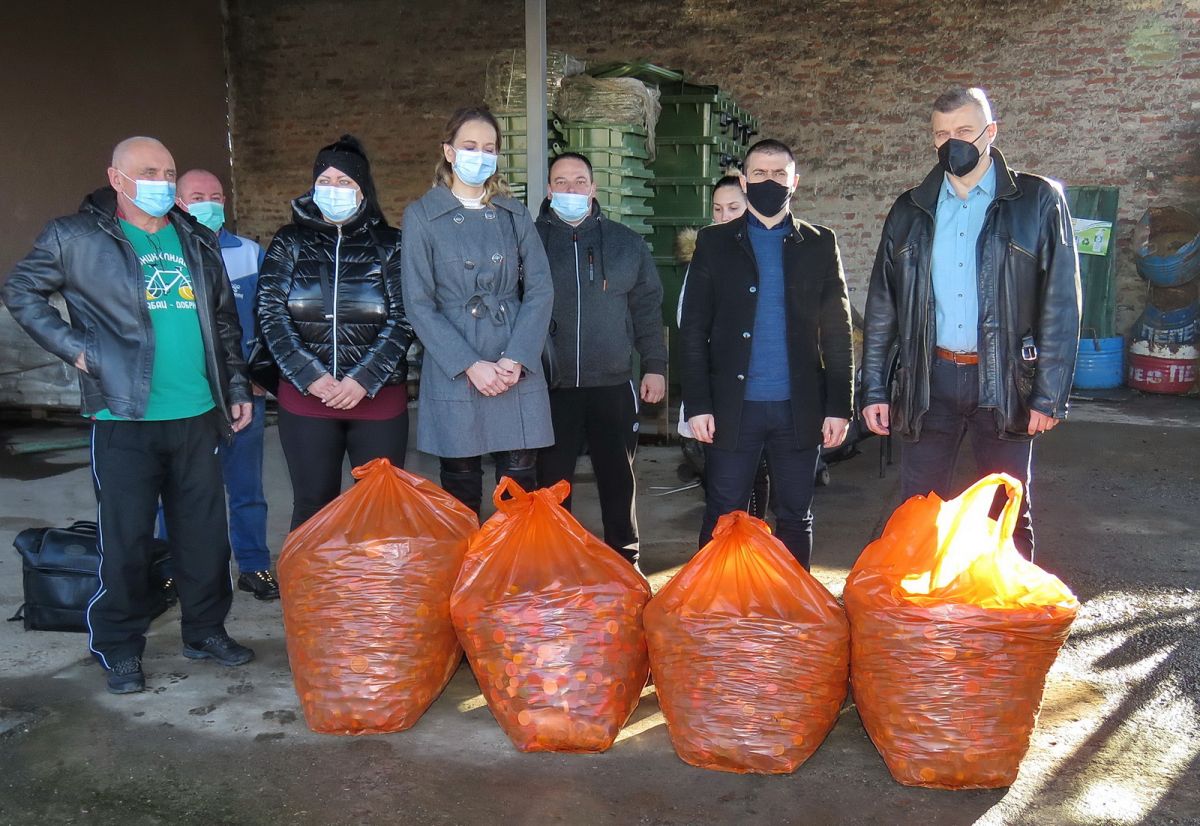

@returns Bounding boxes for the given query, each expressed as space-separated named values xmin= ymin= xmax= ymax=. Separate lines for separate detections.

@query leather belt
xmin=935 ymin=347 xmax=979 ymax=365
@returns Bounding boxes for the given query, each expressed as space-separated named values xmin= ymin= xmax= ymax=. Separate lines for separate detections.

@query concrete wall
xmin=225 ymin=0 xmax=1200 ymax=331
xmin=0 ymin=2 xmax=230 ymax=283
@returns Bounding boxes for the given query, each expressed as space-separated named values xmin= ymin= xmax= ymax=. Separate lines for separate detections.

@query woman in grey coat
xmin=401 ymin=107 xmax=554 ymax=514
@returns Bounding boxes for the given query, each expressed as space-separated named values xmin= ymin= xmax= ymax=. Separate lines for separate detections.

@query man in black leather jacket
xmin=861 ymin=88 xmax=1081 ymax=560
xmin=3 ymin=137 xmax=255 ymax=693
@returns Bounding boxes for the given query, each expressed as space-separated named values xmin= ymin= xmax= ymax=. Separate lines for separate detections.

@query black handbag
xmin=511 ymin=213 xmax=559 ymax=388
xmin=8 ymin=521 xmax=175 ymax=632
xmin=245 ymin=338 xmax=279 ymax=394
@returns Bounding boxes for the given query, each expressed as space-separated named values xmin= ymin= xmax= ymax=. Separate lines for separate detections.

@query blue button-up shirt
xmin=931 ymin=162 xmax=995 ymax=352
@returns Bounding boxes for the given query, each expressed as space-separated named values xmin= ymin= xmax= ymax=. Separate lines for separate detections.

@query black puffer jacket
xmin=860 ymin=148 xmax=1081 ymax=441
xmin=256 ymin=194 xmax=412 ymax=396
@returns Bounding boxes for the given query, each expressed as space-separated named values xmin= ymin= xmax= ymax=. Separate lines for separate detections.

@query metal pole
xmin=524 ymin=0 xmax=547 ymax=206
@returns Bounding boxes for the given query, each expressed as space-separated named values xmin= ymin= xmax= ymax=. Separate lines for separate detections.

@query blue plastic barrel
xmin=1135 ymin=208 xmax=1200 ymax=287
xmin=1073 ymin=336 xmax=1125 ymax=389
xmin=1132 ymin=302 xmax=1199 ymax=346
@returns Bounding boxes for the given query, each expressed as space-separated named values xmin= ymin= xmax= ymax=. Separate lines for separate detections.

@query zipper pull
xmin=588 ymin=247 xmax=595 ymax=283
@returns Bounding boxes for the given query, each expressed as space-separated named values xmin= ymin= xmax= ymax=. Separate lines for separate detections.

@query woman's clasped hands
xmin=467 ymin=358 xmax=521 ymax=397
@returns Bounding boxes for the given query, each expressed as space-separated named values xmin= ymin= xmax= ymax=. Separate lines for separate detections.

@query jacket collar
xmin=218 ymin=228 xmax=244 ymax=249
xmin=422 ymin=183 xmax=526 ymax=220
xmin=912 ymin=146 xmax=1019 ymax=215
xmin=730 ymin=213 xmax=816 ymax=244
xmin=535 ymin=196 xmax=603 ymax=235
xmin=290 ymin=191 xmax=383 ymax=236
xmin=81 ymin=186 xmax=219 ymax=253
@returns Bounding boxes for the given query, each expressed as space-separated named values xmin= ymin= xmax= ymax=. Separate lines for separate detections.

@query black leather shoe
xmin=237 ymin=570 xmax=280 ymax=601
xmin=106 ymin=656 xmax=145 ymax=694
xmin=183 ymin=633 xmax=255 ymax=666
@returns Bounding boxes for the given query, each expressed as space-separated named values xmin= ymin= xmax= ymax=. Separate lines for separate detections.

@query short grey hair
xmin=932 ymin=87 xmax=994 ymax=123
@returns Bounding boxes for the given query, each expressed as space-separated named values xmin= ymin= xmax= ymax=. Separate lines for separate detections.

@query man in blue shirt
xmin=680 ymin=139 xmax=855 ymax=569
xmin=176 ymin=170 xmax=277 ymax=600
xmin=861 ymin=87 xmax=1081 ymax=560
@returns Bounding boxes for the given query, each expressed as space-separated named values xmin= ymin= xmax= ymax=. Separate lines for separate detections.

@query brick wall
xmin=226 ymin=0 xmax=1200 ymax=332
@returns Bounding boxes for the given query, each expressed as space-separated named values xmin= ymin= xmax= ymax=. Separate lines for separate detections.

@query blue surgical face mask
xmin=550 ymin=192 xmax=592 ymax=223
xmin=186 ymin=201 xmax=225 ymax=233
xmin=118 ymin=171 xmax=176 ymax=218
xmin=451 ymin=148 xmax=498 ymax=187
xmin=313 ymin=185 xmax=361 ymax=223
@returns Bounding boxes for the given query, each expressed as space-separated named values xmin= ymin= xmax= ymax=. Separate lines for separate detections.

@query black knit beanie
xmin=312 ymin=134 xmax=371 ymax=189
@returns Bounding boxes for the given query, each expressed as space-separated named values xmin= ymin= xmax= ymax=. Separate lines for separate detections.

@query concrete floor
xmin=0 ymin=395 xmax=1197 ymax=826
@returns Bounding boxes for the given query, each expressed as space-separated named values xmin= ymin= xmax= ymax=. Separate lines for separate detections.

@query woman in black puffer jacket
xmin=257 ymin=134 xmax=413 ymax=529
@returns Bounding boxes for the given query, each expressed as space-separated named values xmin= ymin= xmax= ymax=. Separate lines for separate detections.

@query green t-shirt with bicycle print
xmin=93 ymin=221 xmax=214 ymax=421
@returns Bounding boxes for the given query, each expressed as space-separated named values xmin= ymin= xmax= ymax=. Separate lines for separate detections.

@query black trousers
xmin=537 ymin=383 xmax=640 ymax=562
xmin=700 ymin=400 xmax=821 ymax=570
xmin=440 ymin=451 xmax=538 ymax=516
xmin=88 ymin=412 xmax=233 ymax=666
xmin=900 ymin=358 xmax=1036 ymax=559
xmin=277 ymin=407 xmax=409 ymax=530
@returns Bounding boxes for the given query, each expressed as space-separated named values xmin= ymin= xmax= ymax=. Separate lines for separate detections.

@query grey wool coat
xmin=400 ymin=185 xmax=555 ymax=457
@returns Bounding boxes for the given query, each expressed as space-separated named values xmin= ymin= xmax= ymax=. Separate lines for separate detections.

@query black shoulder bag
xmin=506 ymin=209 xmax=559 ymax=389
xmin=245 ymin=232 xmax=302 ymax=394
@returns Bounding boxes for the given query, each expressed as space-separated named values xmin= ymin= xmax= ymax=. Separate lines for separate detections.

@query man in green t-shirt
xmin=4 ymin=136 xmax=255 ymax=694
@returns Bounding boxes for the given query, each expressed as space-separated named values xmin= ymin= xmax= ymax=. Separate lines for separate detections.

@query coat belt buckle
xmin=467 ymin=294 xmax=506 ymax=324
xmin=466 ymin=295 xmax=488 ymax=319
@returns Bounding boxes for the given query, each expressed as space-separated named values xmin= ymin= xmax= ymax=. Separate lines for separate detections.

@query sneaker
xmin=183 ymin=632 xmax=255 ymax=666
xmin=237 ymin=570 xmax=280 ymax=601
xmin=106 ymin=656 xmax=145 ymax=694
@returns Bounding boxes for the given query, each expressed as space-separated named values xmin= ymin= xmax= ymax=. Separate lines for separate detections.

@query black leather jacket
xmin=861 ymin=149 xmax=1081 ymax=441
xmin=3 ymin=187 xmax=250 ymax=431
xmin=256 ymin=194 xmax=412 ymax=396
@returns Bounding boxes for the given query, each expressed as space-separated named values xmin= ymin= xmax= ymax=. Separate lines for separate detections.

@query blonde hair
xmin=433 ymin=106 xmax=512 ymax=204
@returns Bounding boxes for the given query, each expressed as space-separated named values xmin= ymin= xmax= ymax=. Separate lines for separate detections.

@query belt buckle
xmin=467 ymin=295 xmax=488 ymax=319
xmin=1021 ymin=343 xmax=1038 ymax=362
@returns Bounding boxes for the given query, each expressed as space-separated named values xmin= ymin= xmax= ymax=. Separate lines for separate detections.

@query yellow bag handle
xmin=927 ymin=473 xmax=1022 ymax=591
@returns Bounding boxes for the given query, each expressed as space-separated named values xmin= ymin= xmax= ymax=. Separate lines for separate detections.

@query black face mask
xmin=744 ymin=179 xmax=792 ymax=217
xmin=938 ymin=125 xmax=990 ymax=177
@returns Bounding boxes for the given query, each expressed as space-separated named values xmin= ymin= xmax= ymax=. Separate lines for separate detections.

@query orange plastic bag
xmin=450 ymin=479 xmax=651 ymax=753
xmin=278 ymin=458 xmax=478 ymax=734
xmin=844 ymin=473 xmax=1079 ymax=789
xmin=644 ymin=511 xmax=849 ymax=773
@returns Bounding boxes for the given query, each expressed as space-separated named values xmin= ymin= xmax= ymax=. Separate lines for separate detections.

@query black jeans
xmin=88 ymin=412 xmax=233 ymax=666
xmin=901 ymin=358 xmax=1035 ymax=559
xmin=700 ymin=400 xmax=821 ymax=569
xmin=277 ymin=408 xmax=409 ymax=530
xmin=440 ymin=451 xmax=538 ymax=516
xmin=537 ymin=383 xmax=640 ymax=563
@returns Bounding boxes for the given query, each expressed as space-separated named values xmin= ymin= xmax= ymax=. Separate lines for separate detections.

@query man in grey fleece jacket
xmin=534 ymin=153 xmax=667 ymax=566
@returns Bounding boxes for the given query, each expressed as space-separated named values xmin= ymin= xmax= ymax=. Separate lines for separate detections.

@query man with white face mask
xmin=534 ymin=152 xmax=667 ymax=569
xmin=860 ymin=87 xmax=1081 ymax=561
xmin=175 ymin=170 xmax=276 ymax=600
xmin=680 ymin=139 xmax=854 ymax=571
xmin=3 ymin=136 xmax=255 ymax=694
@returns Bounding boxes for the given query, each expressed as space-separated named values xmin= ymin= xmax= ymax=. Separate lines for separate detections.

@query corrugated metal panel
xmin=0 ymin=298 xmax=81 ymax=411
